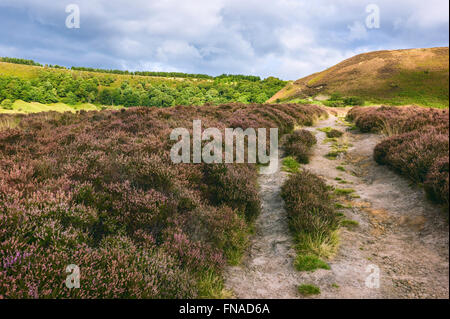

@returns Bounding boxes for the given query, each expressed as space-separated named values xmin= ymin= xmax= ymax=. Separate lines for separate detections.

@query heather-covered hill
xmin=268 ymin=47 xmax=449 ymax=108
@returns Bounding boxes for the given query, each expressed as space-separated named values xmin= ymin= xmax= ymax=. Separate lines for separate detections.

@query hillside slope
xmin=0 ymin=60 xmax=286 ymax=112
xmin=268 ymin=47 xmax=449 ymax=108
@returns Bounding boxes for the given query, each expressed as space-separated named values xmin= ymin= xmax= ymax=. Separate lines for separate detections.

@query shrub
xmin=282 ymin=156 xmax=300 ymax=173
xmin=349 ymin=105 xmax=449 ymax=207
xmin=347 ymin=105 xmax=449 ymax=134
xmin=298 ymin=284 xmax=321 ymax=296
xmin=283 ymin=129 xmax=317 ymax=164
xmin=1 ymin=99 xmax=13 ymax=110
xmin=424 ymin=156 xmax=449 ymax=206
xmin=323 ymin=99 xmax=344 ymax=107
xmin=329 ymin=92 xmax=343 ymax=101
xmin=343 ymin=96 xmax=364 ymax=106
xmin=0 ymin=102 xmax=328 ymax=298
xmin=202 ymin=163 xmax=260 ymax=222
xmin=281 ymin=170 xmax=340 ymax=258
xmin=374 ymin=128 xmax=449 ymax=183
xmin=326 ymin=129 xmax=343 ymax=138
xmin=294 ymin=255 xmax=330 ymax=271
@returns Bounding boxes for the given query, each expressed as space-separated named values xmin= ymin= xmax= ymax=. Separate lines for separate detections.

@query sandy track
xmin=224 ymin=160 xmax=301 ymax=298
xmin=225 ymin=111 xmax=449 ymax=299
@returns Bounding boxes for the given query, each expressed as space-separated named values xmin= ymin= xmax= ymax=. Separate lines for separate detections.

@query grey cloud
xmin=0 ymin=0 xmax=448 ymax=79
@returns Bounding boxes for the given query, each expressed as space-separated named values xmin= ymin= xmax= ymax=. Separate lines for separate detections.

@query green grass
xmin=334 ymin=177 xmax=349 ymax=184
xmin=325 ymin=151 xmax=340 ymax=160
xmin=282 ymin=156 xmax=301 ymax=173
xmin=317 ymin=127 xmax=333 ymax=133
xmin=324 ymin=140 xmax=350 ymax=160
xmin=335 ymin=202 xmax=352 ymax=209
xmin=323 ymin=137 xmax=338 ymax=144
xmin=334 ymin=188 xmax=356 ymax=196
xmin=336 ymin=166 xmax=346 ymax=172
xmin=365 ymin=70 xmax=449 ymax=108
xmin=341 ymin=219 xmax=359 ymax=228
xmin=0 ymin=100 xmax=123 ymax=114
xmin=336 ymin=117 xmax=354 ymax=127
xmin=295 ymin=230 xmax=339 ymax=259
xmin=294 ymin=255 xmax=330 ymax=272
xmin=298 ymin=284 xmax=321 ymax=296
xmin=270 ymin=48 xmax=449 ymax=108
xmin=197 ymin=270 xmax=233 ymax=299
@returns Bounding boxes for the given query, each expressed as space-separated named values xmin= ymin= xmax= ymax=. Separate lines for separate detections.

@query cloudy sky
xmin=0 ymin=0 xmax=448 ymax=80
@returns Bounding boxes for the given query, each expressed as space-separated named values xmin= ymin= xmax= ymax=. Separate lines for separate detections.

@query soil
xmin=225 ymin=109 xmax=449 ymax=299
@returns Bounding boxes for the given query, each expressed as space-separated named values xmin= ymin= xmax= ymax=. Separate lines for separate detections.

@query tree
xmin=99 ymin=89 xmax=113 ymax=105
xmin=0 ymin=99 xmax=13 ymax=110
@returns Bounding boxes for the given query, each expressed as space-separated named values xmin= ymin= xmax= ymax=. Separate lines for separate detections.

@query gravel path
xmin=225 ymin=110 xmax=449 ymax=299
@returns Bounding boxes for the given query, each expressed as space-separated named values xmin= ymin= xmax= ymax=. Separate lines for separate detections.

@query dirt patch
xmin=224 ymin=161 xmax=302 ymax=298
xmin=301 ymin=113 xmax=449 ymax=299
xmin=225 ymin=111 xmax=449 ymax=299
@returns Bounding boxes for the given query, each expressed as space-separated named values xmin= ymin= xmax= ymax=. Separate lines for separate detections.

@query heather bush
xmin=347 ymin=105 xmax=449 ymax=134
xmin=349 ymin=105 xmax=449 ymax=207
xmin=283 ymin=129 xmax=317 ymax=164
xmin=281 ymin=170 xmax=340 ymax=258
xmin=425 ymin=156 xmax=449 ymax=206
xmin=202 ymin=163 xmax=260 ymax=222
xmin=326 ymin=129 xmax=343 ymax=138
xmin=0 ymin=102 xmax=327 ymax=298
xmin=281 ymin=171 xmax=338 ymax=235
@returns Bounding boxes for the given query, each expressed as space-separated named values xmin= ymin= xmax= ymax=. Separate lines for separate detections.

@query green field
xmin=0 ymin=100 xmax=122 ymax=114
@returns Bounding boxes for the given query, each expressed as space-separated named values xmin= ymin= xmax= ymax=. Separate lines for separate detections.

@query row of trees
xmin=0 ymin=68 xmax=286 ymax=108
xmin=0 ymin=57 xmax=43 ymax=66
xmin=71 ymin=68 xmax=262 ymax=81
xmin=1 ymin=56 xmax=263 ymax=81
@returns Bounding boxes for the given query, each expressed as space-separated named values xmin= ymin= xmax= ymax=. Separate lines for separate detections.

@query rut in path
xmin=224 ymin=157 xmax=300 ymax=298
xmin=225 ymin=110 xmax=449 ymax=299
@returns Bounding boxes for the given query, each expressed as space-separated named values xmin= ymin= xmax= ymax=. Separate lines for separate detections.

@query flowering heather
xmin=281 ymin=170 xmax=340 ymax=258
xmin=0 ymin=103 xmax=326 ymax=298
xmin=348 ymin=105 xmax=449 ymax=207
xmin=283 ymin=129 xmax=317 ymax=164
xmin=281 ymin=170 xmax=338 ymax=236
xmin=347 ymin=105 xmax=449 ymax=134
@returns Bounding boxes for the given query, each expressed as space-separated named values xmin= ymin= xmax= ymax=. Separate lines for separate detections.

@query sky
xmin=0 ymin=0 xmax=448 ymax=80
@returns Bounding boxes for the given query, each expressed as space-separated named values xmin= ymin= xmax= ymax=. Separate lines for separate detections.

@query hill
xmin=268 ymin=47 xmax=449 ymax=108
xmin=0 ymin=59 xmax=286 ymax=113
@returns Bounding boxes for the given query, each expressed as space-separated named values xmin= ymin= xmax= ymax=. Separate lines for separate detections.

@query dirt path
xmin=224 ymin=157 xmax=300 ymax=298
xmin=225 ymin=110 xmax=449 ymax=299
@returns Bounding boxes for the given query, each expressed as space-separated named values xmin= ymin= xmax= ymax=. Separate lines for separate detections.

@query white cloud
xmin=0 ymin=0 xmax=448 ymax=79
xmin=348 ymin=21 xmax=368 ymax=41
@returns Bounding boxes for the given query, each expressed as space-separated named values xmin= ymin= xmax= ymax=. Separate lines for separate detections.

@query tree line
xmin=0 ymin=68 xmax=287 ymax=108
xmin=1 ymin=57 xmax=263 ymax=81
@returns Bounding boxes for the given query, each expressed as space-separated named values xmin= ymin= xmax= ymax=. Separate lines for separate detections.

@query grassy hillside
xmin=268 ymin=47 xmax=449 ymax=108
xmin=0 ymin=59 xmax=286 ymax=113
xmin=0 ymin=100 xmax=123 ymax=114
